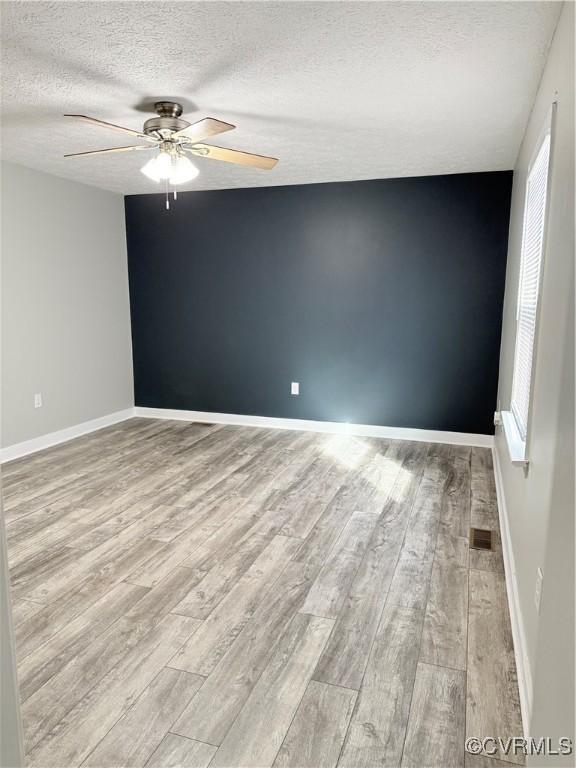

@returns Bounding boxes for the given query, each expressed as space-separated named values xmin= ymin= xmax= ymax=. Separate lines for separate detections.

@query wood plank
xmin=232 ymin=432 xmax=311 ymax=499
xmin=178 ymin=501 xmax=294 ymax=584
xmin=23 ymin=520 xmax=164 ymax=603
xmin=145 ymin=734 xmax=216 ymax=768
xmin=5 ymin=433 xmax=174 ymax=523
xmin=11 ymin=598 xmax=43 ymax=627
xmin=169 ymin=535 xmax=301 ymax=675
xmin=250 ymin=436 xmax=324 ymax=505
xmin=320 ymin=439 xmax=402 ymax=519
xmin=436 ymin=532 xmax=470 ymax=568
xmin=300 ymin=511 xmax=378 ymax=619
xmin=338 ymin=604 xmax=423 ymax=768
xmin=18 ymin=581 xmax=148 ymax=701
xmin=273 ymin=680 xmax=356 ymax=768
xmin=438 ymin=449 xmax=471 ymax=539
xmin=419 ymin=560 xmax=468 ymax=670
xmin=386 ymin=499 xmax=438 ymax=611
xmin=9 ymin=542 xmax=83 ymax=600
xmin=401 ymin=662 xmax=466 ymax=767
xmin=314 ymin=444 xmax=426 ymax=689
xmin=347 ymin=440 xmax=411 ymax=515
xmin=209 ymin=613 xmax=334 ymax=768
xmin=70 ymin=502 xmax=191 ymax=551
xmin=467 ymin=569 xmax=524 ymax=765
xmin=172 ymin=528 xmax=273 ymax=619
xmin=171 ymin=561 xmax=316 ymax=746
xmin=293 ymin=490 xmax=359 ymax=573
xmin=276 ymin=456 xmax=349 ymax=539
xmin=126 ymin=498 xmax=245 ymax=588
xmin=8 ymin=518 xmax=94 ymax=568
xmin=7 ymin=500 xmax=94 ymax=557
xmin=26 ymin=613 xmax=201 ymax=767
xmin=470 ymin=448 xmax=496 ymax=511
xmin=14 ymin=537 xmax=163 ymax=660
xmin=469 ymin=448 xmax=504 ymax=573
xmin=22 ymin=566 xmax=204 ymax=751
xmin=180 ymin=502 xmax=268 ymax=574
xmin=82 ymin=668 xmax=204 ymax=767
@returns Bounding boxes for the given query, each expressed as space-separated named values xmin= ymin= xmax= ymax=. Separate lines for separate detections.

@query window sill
xmin=501 ymin=411 xmax=529 ymax=466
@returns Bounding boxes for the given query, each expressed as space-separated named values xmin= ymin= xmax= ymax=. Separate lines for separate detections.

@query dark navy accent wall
xmin=125 ymin=171 xmax=512 ymax=434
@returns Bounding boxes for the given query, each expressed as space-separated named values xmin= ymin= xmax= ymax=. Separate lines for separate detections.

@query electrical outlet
xmin=534 ymin=567 xmax=543 ymax=613
xmin=291 ymin=382 xmax=299 ymax=396
xmin=34 ymin=393 xmax=42 ymax=409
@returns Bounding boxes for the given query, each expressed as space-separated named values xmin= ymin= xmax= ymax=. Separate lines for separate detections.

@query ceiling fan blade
xmin=64 ymin=114 xmax=155 ymax=140
xmin=172 ymin=117 xmax=235 ymax=143
xmin=64 ymin=145 xmax=155 ymax=158
xmin=186 ymin=143 xmax=278 ymax=170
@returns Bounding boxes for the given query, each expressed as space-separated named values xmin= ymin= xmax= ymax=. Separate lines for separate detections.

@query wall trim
xmin=0 ymin=408 xmax=134 ymax=464
xmin=0 ymin=405 xmax=494 ymax=463
xmin=133 ymin=406 xmax=494 ymax=447
xmin=0 ymin=406 xmax=494 ymax=464
xmin=492 ymin=442 xmax=532 ymax=736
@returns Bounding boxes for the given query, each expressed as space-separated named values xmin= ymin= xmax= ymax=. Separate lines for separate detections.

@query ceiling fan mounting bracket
xmin=143 ymin=101 xmax=191 ymax=138
xmin=154 ymin=101 xmax=183 ymax=118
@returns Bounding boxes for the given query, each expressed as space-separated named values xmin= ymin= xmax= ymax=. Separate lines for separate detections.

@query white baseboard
xmin=0 ymin=408 xmax=134 ymax=463
xmin=0 ymin=405 xmax=493 ymax=463
xmin=492 ymin=442 xmax=532 ymax=735
xmin=133 ymin=407 xmax=493 ymax=447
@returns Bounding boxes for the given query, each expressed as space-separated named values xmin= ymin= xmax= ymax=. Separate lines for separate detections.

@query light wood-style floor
xmin=4 ymin=418 xmax=523 ymax=768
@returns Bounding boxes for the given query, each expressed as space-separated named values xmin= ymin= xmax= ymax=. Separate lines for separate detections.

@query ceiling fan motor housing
xmin=143 ymin=101 xmax=190 ymax=138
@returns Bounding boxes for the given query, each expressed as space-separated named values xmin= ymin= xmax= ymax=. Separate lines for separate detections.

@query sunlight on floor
xmin=321 ymin=434 xmax=413 ymax=502
xmin=387 ymin=465 xmax=414 ymax=501
xmin=362 ymin=451 xmax=414 ymax=501
xmin=321 ymin=434 xmax=371 ymax=469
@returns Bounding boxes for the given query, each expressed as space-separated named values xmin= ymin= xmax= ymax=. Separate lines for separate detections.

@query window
xmin=503 ymin=109 xmax=553 ymax=464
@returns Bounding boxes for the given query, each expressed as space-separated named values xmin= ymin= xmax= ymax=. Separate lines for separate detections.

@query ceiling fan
xmin=64 ymin=101 xmax=278 ymax=207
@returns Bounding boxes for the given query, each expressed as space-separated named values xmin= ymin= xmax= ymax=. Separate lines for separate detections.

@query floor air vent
xmin=470 ymin=528 xmax=493 ymax=550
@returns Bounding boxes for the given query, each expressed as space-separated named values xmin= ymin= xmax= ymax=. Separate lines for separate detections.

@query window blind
xmin=510 ymin=132 xmax=551 ymax=441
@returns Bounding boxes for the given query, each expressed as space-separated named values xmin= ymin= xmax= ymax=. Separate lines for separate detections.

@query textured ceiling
xmin=0 ymin=1 xmax=561 ymax=195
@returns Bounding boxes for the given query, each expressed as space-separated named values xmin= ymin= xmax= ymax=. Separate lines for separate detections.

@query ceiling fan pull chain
xmin=174 ymin=190 xmax=177 ymax=201
xmin=165 ymin=178 xmax=170 ymax=211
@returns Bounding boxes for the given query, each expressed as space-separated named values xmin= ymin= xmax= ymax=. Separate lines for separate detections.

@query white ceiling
xmin=0 ymin=1 xmax=561 ymax=195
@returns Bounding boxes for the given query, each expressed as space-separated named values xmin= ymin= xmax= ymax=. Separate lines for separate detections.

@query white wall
xmin=1 ymin=162 xmax=133 ymax=449
xmin=494 ymin=1 xmax=574 ymax=756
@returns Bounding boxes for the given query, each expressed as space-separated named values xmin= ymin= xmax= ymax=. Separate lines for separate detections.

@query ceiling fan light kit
xmin=64 ymin=101 xmax=278 ymax=209
xmin=140 ymin=146 xmax=199 ymax=184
